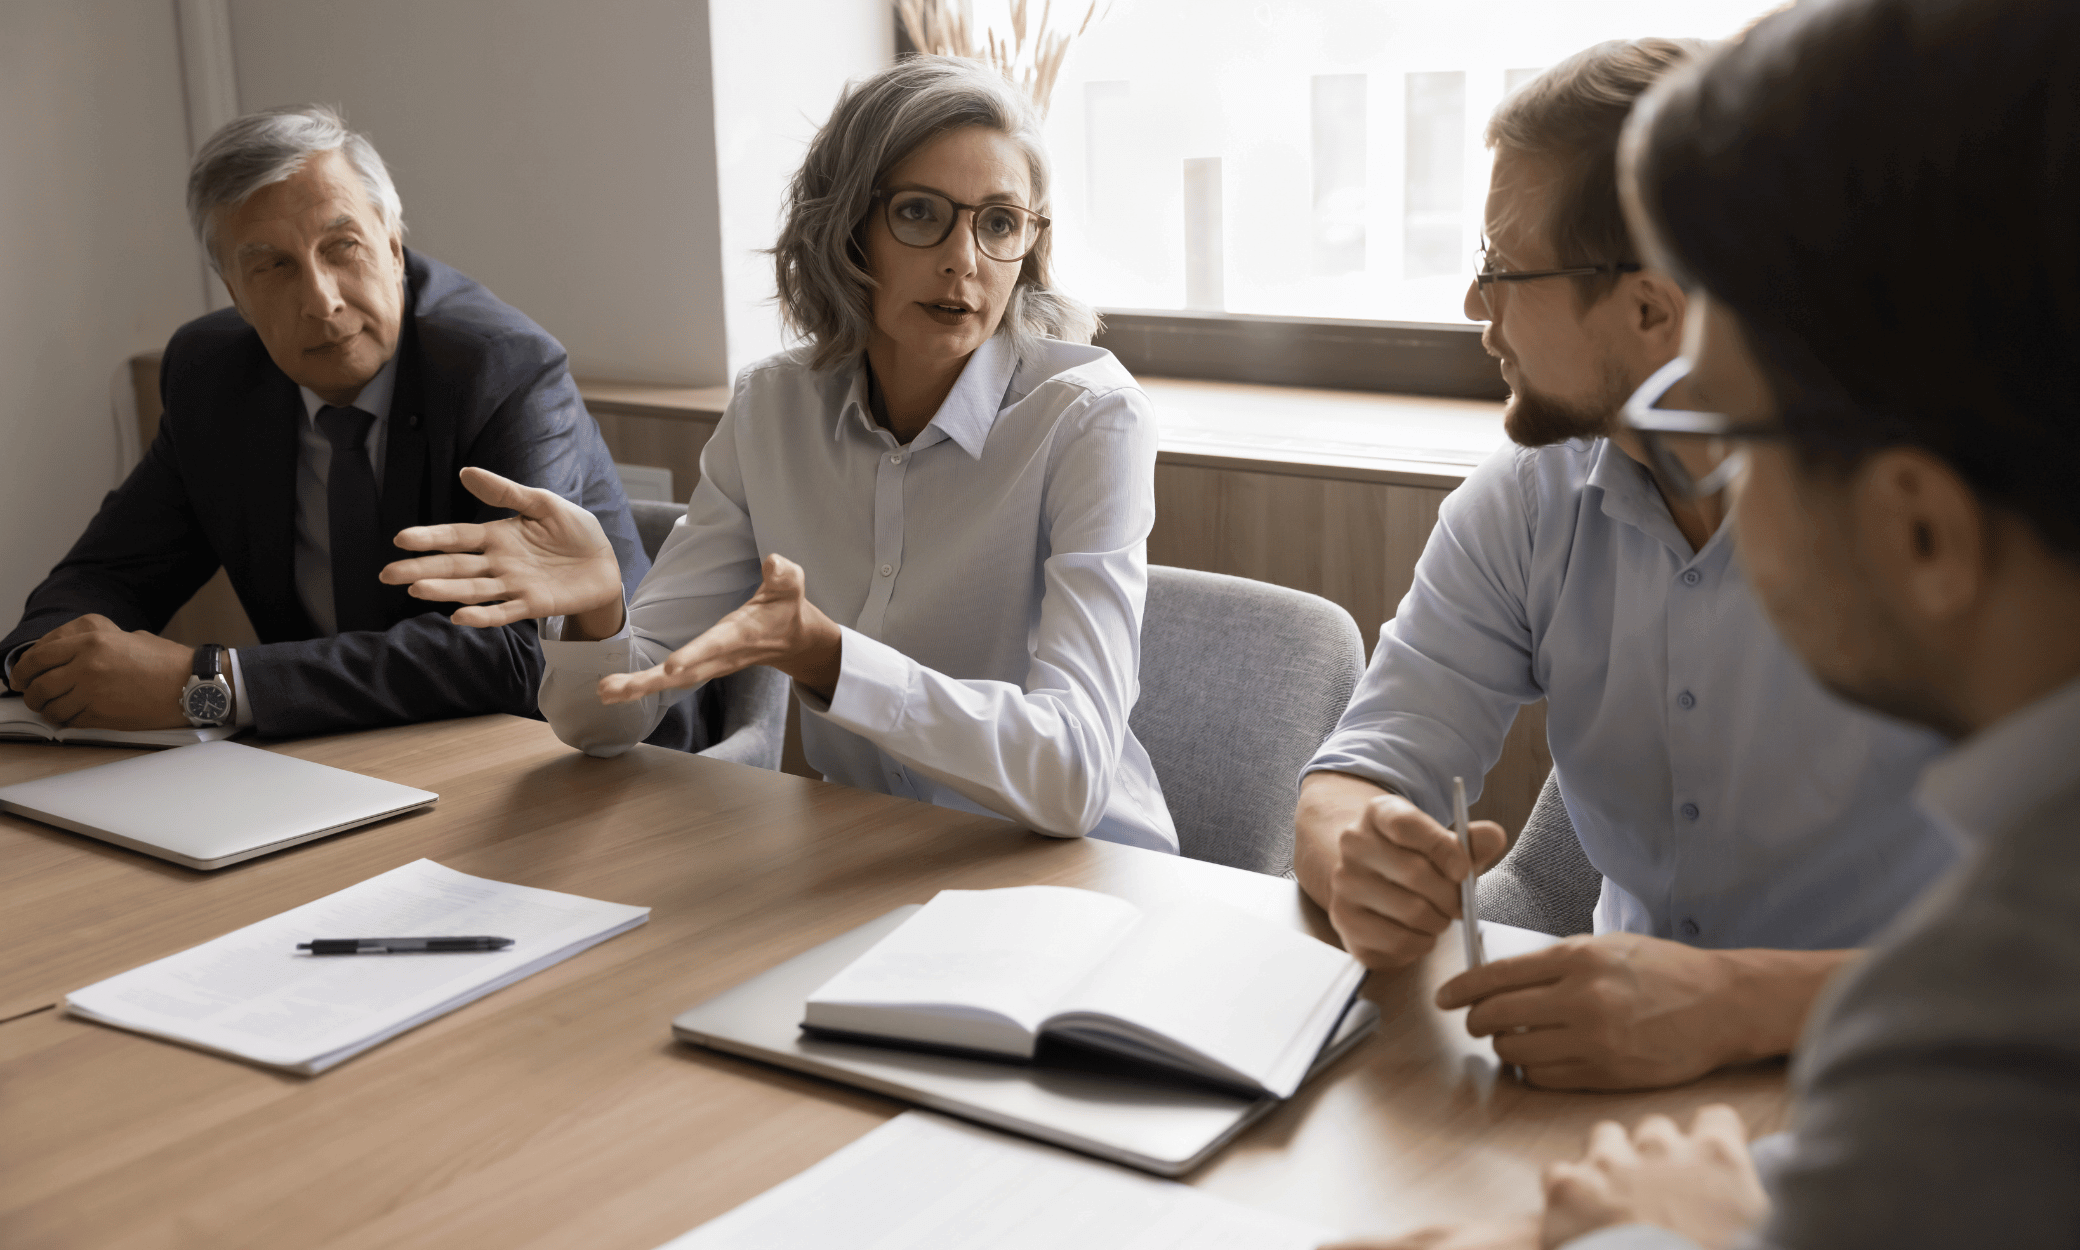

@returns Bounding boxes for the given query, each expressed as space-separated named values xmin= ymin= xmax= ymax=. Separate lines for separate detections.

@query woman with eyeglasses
xmin=381 ymin=56 xmax=1177 ymax=852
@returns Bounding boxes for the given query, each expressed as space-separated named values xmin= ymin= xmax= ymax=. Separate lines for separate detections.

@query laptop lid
xmin=0 ymin=740 xmax=437 ymax=870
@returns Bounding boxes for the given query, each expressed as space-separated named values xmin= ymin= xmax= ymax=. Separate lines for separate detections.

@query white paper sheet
xmin=660 ymin=1112 xmax=1338 ymax=1250
xmin=65 ymin=859 xmax=647 ymax=1073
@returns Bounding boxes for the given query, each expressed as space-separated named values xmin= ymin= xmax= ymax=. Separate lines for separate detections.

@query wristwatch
xmin=179 ymin=644 xmax=234 ymax=728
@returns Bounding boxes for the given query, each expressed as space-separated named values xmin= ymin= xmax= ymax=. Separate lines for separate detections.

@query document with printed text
xmin=65 ymin=859 xmax=647 ymax=1073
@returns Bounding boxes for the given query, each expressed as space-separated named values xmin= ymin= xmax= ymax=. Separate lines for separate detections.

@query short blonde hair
xmin=1486 ymin=39 xmax=1705 ymax=306
xmin=772 ymin=56 xmax=1096 ymax=371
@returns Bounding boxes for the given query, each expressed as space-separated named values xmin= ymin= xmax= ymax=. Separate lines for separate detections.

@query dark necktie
xmin=316 ymin=404 xmax=386 ymax=634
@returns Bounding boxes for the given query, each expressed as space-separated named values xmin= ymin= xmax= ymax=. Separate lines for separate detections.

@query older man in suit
xmin=3 ymin=104 xmax=699 ymax=746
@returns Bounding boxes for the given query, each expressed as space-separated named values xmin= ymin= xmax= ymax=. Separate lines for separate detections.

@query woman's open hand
xmin=599 ymin=553 xmax=842 ymax=704
xmin=381 ymin=466 xmax=626 ymax=634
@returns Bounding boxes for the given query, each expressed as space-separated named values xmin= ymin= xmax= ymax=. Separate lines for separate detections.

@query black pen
xmin=296 ymin=936 xmax=514 ymax=955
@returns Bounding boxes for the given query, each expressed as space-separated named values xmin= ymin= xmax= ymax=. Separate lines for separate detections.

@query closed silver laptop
xmin=0 ymin=740 xmax=437 ymax=870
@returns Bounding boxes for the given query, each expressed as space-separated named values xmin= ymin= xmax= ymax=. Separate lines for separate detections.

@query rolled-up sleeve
xmin=803 ymin=387 xmax=1156 ymax=839
xmin=1305 ymin=443 xmax=1543 ymax=822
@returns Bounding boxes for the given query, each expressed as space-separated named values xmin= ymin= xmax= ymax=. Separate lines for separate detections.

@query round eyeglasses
xmin=1472 ymin=239 xmax=1642 ymax=318
xmin=871 ymin=189 xmax=1050 ymax=263
xmin=1622 ymin=357 xmax=1784 ymax=499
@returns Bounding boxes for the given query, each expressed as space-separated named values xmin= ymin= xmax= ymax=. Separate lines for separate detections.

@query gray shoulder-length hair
xmin=773 ymin=56 xmax=1098 ymax=371
xmin=187 ymin=104 xmax=404 ymax=273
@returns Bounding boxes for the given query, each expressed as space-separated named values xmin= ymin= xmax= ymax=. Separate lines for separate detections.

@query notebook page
xmin=659 ymin=1111 xmax=1337 ymax=1250
xmin=804 ymin=886 xmax=1142 ymax=1054
xmin=1051 ymin=899 xmax=1363 ymax=1098
xmin=65 ymin=859 xmax=647 ymax=1072
xmin=0 ymin=695 xmax=233 ymax=746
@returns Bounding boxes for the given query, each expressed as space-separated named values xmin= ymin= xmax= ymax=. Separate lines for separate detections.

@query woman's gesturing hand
xmin=598 ymin=553 xmax=842 ymax=705
xmin=381 ymin=466 xmax=627 ymax=635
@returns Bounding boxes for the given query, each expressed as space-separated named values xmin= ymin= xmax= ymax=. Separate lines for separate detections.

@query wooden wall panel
xmin=589 ymin=411 xmax=717 ymax=505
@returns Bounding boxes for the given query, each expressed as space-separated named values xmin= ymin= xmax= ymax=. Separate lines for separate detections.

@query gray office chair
xmin=1475 ymin=769 xmax=1601 ymax=937
xmin=626 ymin=499 xmax=790 ymax=770
xmin=1131 ymin=566 xmax=1366 ymax=876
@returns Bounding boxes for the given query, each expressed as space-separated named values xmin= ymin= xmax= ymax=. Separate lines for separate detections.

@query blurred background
xmin=0 ymin=0 xmax=1777 ymax=629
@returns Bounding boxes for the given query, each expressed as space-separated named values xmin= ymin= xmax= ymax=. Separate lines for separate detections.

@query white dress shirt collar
xmin=1917 ymin=672 xmax=2080 ymax=846
xmin=834 ymin=334 xmax=1017 ymax=459
xmin=297 ymin=352 xmax=400 ymax=426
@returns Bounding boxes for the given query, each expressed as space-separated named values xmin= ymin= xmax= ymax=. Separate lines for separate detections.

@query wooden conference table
xmin=0 ymin=716 xmax=1790 ymax=1249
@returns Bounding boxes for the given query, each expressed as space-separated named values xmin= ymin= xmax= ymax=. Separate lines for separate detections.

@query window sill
xmin=576 ymin=375 xmax=1505 ymax=490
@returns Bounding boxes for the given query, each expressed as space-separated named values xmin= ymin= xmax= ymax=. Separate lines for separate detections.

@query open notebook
xmin=65 ymin=859 xmax=649 ymax=1073
xmin=804 ymin=886 xmax=1366 ymax=1100
xmin=0 ymin=695 xmax=234 ymax=747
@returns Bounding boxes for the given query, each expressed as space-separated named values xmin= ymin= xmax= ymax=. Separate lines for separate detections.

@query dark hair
xmin=1625 ymin=0 xmax=2080 ymax=560
xmin=1486 ymin=37 xmax=1706 ymax=306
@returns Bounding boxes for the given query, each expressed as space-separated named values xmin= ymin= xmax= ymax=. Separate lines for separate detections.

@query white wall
xmin=0 ymin=0 xmax=889 ymax=621
xmin=228 ymin=0 xmax=732 ymax=386
xmin=0 ymin=1 xmax=207 ymax=621
xmin=709 ymin=1 xmax=893 ymax=377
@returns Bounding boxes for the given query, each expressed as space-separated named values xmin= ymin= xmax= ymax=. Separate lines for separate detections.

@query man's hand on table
xmin=1541 ymin=1106 xmax=1769 ymax=1250
xmin=1436 ymin=934 xmax=1854 ymax=1090
xmin=1296 ymin=771 xmax=1509 ymax=970
xmin=6 ymin=614 xmax=193 ymax=730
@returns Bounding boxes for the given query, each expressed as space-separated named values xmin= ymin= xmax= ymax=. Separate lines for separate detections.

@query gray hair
xmin=773 ymin=56 xmax=1097 ymax=372
xmin=187 ymin=104 xmax=404 ymax=272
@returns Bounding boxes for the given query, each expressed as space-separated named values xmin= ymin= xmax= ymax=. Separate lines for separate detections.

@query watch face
xmin=185 ymin=684 xmax=230 ymax=723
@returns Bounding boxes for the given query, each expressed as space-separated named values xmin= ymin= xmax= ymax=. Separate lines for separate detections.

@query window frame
xmin=887 ymin=18 xmax=1506 ymax=402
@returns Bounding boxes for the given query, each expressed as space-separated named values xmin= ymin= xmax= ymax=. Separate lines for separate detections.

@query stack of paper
xmin=65 ymin=859 xmax=648 ymax=1073
xmin=661 ymin=1111 xmax=1338 ymax=1249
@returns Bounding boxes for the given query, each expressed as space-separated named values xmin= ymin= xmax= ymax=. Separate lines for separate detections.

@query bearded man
xmin=1292 ymin=39 xmax=1955 ymax=1092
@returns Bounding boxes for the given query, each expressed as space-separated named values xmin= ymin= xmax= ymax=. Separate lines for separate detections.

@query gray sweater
xmin=1570 ymin=676 xmax=2080 ymax=1250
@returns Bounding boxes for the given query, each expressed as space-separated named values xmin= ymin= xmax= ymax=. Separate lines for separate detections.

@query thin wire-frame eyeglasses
xmin=1473 ymin=241 xmax=1642 ymax=317
xmin=871 ymin=189 xmax=1051 ymax=263
xmin=1622 ymin=357 xmax=1785 ymax=499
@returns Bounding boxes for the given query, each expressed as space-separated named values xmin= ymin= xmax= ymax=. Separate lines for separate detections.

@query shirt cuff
xmin=227 ymin=648 xmax=255 ymax=730
xmin=811 ymin=626 xmax=913 ymax=735
xmin=2 ymin=641 xmax=28 ymax=683
xmin=540 ymin=600 xmax=633 ymax=664
xmin=1563 ymin=1224 xmax=1705 ymax=1250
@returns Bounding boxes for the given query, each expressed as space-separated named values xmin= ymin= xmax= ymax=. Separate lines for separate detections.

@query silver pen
xmin=1452 ymin=776 xmax=1484 ymax=970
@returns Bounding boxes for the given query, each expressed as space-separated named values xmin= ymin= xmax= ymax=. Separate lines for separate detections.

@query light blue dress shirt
xmin=1306 ymin=436 xmax=1956 ymax=950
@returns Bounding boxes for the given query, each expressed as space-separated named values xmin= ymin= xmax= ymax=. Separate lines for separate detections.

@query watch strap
xmin=192 ymin=644 xmax=224 ymax=681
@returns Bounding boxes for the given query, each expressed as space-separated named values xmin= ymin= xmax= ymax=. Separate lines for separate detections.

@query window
xmin=1033 ymin=0 xmax=1773 ymax=329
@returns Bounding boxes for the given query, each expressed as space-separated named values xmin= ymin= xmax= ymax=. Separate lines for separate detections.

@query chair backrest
xmin=627 ymin=499 xmax=685 ymax=564
xmin=1131 ymin=566 xmax=1365 ymax=875
xmin=1475 ymin=768 xmax=1601 ymax=937
xmin=622 ymin=498 xmax=787 ymax=770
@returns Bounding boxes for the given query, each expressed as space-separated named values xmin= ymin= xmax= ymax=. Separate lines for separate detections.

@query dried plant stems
xmin=897 ymin=0 xmax=1109 ymax=118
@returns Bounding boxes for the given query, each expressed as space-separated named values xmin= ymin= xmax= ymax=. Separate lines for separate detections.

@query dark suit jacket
xmin=3 ymin=249 xmax=703 ymax=745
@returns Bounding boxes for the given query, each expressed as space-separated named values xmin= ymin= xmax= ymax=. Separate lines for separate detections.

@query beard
xmin=1503 ymin=360 xmax=1633 ymax=448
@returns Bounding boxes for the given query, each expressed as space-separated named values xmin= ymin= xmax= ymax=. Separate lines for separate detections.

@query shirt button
xmin=889 ymin=453 xmax=903 ymax=464
xmin=878 ymin=564 xmax=894 ymax=577
xmin=1682 ymin=569 xmax=1703 ymax=586
xmin=1680 ymin=802 xmax=1700 ymax=821
xmin=1677 ymin=691 xmax=1696 ymax=710
xmin=1680 ymin=918 xmax=1701 ymax=938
